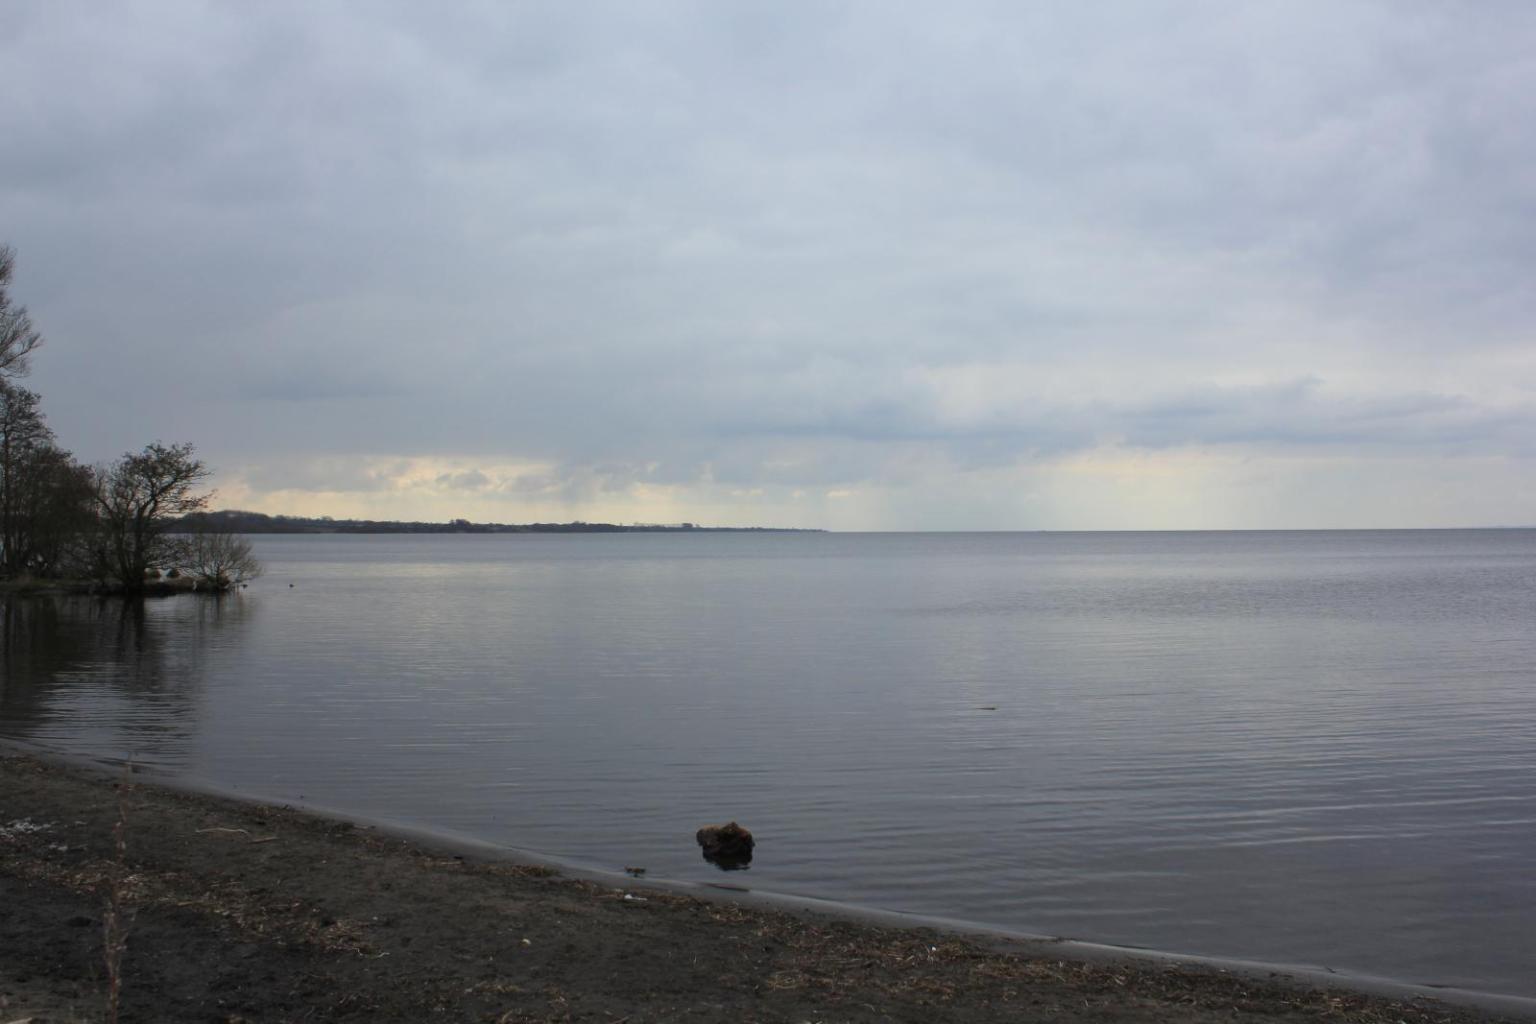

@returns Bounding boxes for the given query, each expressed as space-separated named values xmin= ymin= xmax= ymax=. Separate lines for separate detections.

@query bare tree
xmin=0 ymin=246 xmax=43 ymax=379
xmin=93 ymin=443 xmax=211 ymax=591
xmin=173 ymin=529 xmax=262 ymax=590
xmin=14 ymin=446 xmax=94 ymax=577
xmin=0 ymin=382 xmax=50 ymax=572
xmin=0 ymin=381 xmax=90 ymax=576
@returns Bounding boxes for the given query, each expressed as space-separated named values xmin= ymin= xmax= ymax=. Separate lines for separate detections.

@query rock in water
xmin=695 ymin=821 xmax=754 ymax=870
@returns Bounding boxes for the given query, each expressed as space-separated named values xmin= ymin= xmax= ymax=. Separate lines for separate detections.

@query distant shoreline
xmin=172 ymin=514 xmax=1536 ymax=535
xmin=176 ymin=510 xmax=826 ymax=535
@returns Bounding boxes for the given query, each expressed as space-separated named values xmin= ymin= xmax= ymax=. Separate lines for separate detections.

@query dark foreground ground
xmin=0 ymin=754 xmax=1521 ymax=1024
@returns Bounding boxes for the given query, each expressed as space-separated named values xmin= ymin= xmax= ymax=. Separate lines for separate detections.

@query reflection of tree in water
xmin=0 ymin=593 xmax=254 ymax=769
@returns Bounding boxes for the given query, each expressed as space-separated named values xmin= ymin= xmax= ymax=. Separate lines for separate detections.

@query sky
xmin=3 ymin=1 xmax=1534 ymax=530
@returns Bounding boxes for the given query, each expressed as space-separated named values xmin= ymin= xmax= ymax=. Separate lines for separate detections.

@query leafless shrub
xmin=173 ymin=529 xmax=262 ymax=590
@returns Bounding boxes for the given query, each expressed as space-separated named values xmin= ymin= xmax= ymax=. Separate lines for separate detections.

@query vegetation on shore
xmin=0 ymin=244 xmax=259 ymax=595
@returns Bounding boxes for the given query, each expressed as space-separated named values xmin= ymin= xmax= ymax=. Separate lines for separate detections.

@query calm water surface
xmin=3 ymin=531 xmax=1535 ymax=996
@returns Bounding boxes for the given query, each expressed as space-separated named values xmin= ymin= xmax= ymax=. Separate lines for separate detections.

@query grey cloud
xmin=4 ymin=2 xmax=1536 ymax=524
xmin=435 ymin=470 xmax=491 ymax=491
xmin=699 ymin=372 xmax=1535 ymax=470
xmin=235 ymin=458 xmax=412 ymax=495
xmin=237 ymin=364 xmax=402 ymax=403
xmin=1113 ymin=380 xmax=1528 ymax=452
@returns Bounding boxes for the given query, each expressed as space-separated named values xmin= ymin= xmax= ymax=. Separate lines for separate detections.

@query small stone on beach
xmin=696 ymin=821 xmax=754 ymax=870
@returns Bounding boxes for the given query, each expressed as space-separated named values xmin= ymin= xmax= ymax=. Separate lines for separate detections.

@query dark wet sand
xmin=0 ymin=752 xmax=1527 ymax=1023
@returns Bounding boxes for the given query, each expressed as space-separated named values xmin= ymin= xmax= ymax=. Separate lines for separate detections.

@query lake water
xmin=3 ymin=530 xmax=1535 ymax=997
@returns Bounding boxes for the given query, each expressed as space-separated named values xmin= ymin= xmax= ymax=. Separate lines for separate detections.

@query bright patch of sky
xmin=4 ymin=2 xmax=1534 ymax=528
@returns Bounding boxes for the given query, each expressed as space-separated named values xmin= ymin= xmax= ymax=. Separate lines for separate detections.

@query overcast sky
xmin=4 ymin=2 xmax=1534 ymax=529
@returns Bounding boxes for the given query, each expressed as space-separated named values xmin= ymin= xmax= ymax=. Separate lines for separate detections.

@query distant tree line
xmin=174 ymin=510 xmax=693 ymax=534
xmin=0 ymin=244 xmax=259 ymax=593
xmin=176 ymin=510 xmax=822 ymax=534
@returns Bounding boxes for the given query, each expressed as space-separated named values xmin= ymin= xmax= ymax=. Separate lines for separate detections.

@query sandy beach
xmin=1 ymin=752 xmax=1529 ymax=1023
